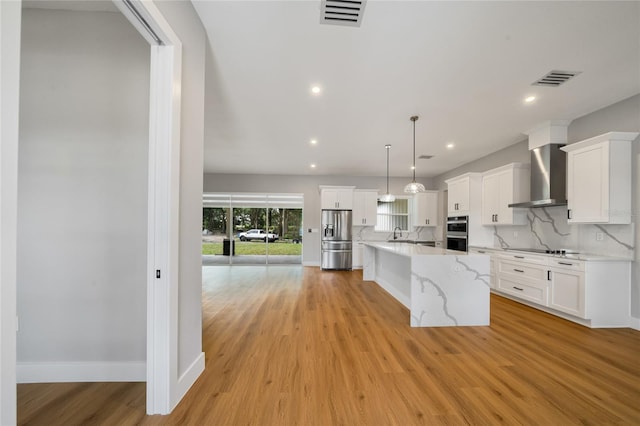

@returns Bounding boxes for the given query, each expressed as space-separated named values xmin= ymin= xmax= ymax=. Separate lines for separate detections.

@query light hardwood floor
xmin=18 ymin=266 xmax=640 ymax=425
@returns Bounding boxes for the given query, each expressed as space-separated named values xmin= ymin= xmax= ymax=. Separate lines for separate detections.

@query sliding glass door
xmin=202 ymin=193 xmax=303 ymax=265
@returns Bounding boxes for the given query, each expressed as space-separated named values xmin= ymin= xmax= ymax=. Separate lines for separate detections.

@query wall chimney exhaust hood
xmin=509 ymin=121 xmax=570 ymax=209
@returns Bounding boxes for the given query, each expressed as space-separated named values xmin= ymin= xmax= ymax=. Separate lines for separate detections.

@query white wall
xmin=17 ymin=9 xmax=149 ymax=381
xmin=1 ymin=1 xmax=22 ymax=422
xmin=202 ymin=174 xmax=432 ymax=265
xmin=153 ymin=0 xmax=206 ymax=385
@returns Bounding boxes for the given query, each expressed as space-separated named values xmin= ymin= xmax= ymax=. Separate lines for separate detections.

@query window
xmin=375 ymin=198 xmax=410 ymax=232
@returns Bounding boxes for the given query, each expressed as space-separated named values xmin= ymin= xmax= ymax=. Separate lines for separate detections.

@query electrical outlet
xmin=513 ymin=231 xmax=518 ymax=238
xmin=596 ymin=232 xmax=604 ymax=241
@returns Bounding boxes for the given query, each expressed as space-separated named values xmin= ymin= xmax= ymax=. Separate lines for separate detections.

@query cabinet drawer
xmin=498 ymin=276 xmax=548 ymax=305
xmin=549 ymin=258 xmax=584 ymax=271
xmin=498 ymin=259 xmax=547 ymax=281
xmin=498 ymin=252 xmax=547 ymax=265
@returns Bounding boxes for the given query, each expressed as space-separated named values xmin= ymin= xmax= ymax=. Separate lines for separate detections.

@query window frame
xmin=375 ymin=196 xmax=413 ymax=232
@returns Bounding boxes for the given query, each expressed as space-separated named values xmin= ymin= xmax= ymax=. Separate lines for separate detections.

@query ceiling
xmin=195 ymin=0 xmax=639 ymax=178
xmin=23 ymin=1 xmax=640 ymax=178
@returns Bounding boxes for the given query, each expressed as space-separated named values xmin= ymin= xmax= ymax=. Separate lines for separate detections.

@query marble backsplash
xmin=491 ymin=206 xmax=635 ymax=259
xmin=353 ymin=225 xmax=441 ymax=243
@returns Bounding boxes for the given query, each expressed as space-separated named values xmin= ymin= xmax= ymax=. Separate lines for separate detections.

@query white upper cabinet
xmin=353 ymin=190 xmax=378 ymax=226
xmin=413 ymin=191 xmax=438 ymax=227
xmin=445 ymin=173 xmax=482 ymax=216
xmin=561 ymin=132 xmax=638 ymax=224
xmin=481 ymin=163 xmax=530 ymax=225
xmin=319 ymin=186 xmax=355 ymax=210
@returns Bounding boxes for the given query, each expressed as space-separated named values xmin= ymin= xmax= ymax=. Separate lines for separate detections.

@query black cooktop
xmin=505 ymin=248 xmax=579 ymax=255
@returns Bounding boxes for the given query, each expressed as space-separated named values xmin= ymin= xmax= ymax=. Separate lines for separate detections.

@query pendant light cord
xmin=410 ymin=116 xmax=418 ymax=182
xmin=386 ymin=145 xmax=391 ymax=193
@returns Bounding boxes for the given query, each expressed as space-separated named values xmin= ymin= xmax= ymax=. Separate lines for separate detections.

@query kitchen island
xmin=363 ymin=242 xmax=490 ymax=327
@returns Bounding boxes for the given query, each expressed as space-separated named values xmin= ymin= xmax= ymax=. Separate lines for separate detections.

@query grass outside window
xmin=202 ymin=241 xmax=302 ymax=256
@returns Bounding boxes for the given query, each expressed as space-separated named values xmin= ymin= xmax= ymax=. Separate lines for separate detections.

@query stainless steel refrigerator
xmin=321 ymin=209 xmax=352 ymax=270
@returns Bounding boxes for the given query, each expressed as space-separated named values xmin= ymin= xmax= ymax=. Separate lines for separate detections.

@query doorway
xmin=16 ymin=1 xmax=150 ymax=386
xmin=202 ymin=193 xmax=303 ymax=265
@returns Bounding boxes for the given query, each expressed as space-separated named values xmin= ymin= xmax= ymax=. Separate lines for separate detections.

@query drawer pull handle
xmin=478 ymin=250 xmax=485 ymax=253
xmin=513 ymin=286 xmax=524 ymax=291
xmin=514 ymin=255 xmax=525 ymax=259
xmin=558 ymin=262 xmax=573 ymax=266
xmin=547 ymin=270 xmax=551 ymax=281
xmin=513 ymin=269 xmax=524 ymax=273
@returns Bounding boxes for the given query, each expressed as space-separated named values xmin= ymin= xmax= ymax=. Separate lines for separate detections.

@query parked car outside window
xmin=237 ymin=229 xmax=279 ymax=242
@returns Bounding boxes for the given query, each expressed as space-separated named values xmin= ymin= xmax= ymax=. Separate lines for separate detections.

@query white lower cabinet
xmin=496 ymin=254 xmax=548 ymax=305
xmin=548 ymin=259 xmax=585 ymax=317
xmin=497 ymin=275 xmax=547 ymax=305
xmin=492 ymin=252 xmax=630 ymax=328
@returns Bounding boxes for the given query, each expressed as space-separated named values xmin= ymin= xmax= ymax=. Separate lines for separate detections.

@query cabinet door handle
xmin=514 ymin=255 xmax=525 ymax=259
xmin=495 ymin=214 xmax=498 ymax=222
xmin=558 ymin=262 xmax=573 ymax=266
xmin=513 ymin=268 xmax=524 ymax=273
xmin=567 ymin=209 xmax=572 ymax=219
xmin=547 ymin=270 xmax=551 ymax=280
xmin=513 ymin=286 xmax=524 ymax=291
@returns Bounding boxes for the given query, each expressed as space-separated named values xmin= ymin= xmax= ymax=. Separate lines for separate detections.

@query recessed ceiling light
xmin=446 ymin=143 xmax=455 ymax=149
xmin=311 ymin=85 xmax=321 ymax=95
xmin=310 ymin=163 xmax=317 ymax=168
xmin=525 ymin=95 xmax=536 ymax=103
xmin=310 ymin=139 xmax=318 ymax=145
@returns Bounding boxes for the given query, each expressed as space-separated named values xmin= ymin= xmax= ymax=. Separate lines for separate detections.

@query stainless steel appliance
xmin=321 ymin=209 xmax=353 ymax=270
xmin=446 ymin=215 xmax=468 ymax=252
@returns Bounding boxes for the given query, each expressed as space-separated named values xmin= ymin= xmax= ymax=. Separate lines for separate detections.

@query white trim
xmin=114 ymin=0 xmax=188 ymax=415
xmin=172 ymin=352 xmax=205 ymax=410
xmin=0 ymin=1 xmax=21 ymax=425
xmin=630 ymin=316 xmax=640 ymax=331
xmin=17 ymin=362 xmax=146 ymax=384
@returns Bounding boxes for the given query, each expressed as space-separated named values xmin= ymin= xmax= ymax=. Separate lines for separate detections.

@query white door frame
xmin=112 ymin=0 xmax=183 ymax=415
xmin=1 ymin=0 xmax=183 ymax=419
xmin=0 ymin=1 xmax=22 ymax=424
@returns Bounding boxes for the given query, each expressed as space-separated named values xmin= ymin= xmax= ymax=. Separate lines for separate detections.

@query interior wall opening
xmin=16 ymin=3 xmax=149 ymax=390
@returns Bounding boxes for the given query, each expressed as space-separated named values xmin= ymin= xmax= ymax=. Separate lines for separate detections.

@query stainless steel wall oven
xmin=446 ymin=215 xmax=468 ymax=252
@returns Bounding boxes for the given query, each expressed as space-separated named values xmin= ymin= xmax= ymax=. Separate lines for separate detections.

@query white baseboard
xmin=302 ymin=261 xmax=320 ymax=267
xmin=172 ymin=352 xmax=205 ymax=410
xmin=630 ymin=316 xmax=640 ymax=331
xmin=17 ymin=361 xmax=146 ymax=384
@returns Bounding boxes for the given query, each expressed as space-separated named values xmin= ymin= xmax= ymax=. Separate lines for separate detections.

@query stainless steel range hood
xmin=509 ymin=121 xmax=569 ymax=209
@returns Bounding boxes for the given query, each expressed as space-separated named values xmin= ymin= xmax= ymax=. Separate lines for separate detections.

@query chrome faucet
xmin=393 ymin=227 xmax=402 ymax=240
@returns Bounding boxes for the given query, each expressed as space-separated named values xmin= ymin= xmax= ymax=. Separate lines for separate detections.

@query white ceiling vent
xmin=320 ymin=0 xmax=366 ymax=27
xmin=532 ymin=70 xmax=581 ymax=87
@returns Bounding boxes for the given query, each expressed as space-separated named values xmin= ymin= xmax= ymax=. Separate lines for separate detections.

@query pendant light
xmin=404 ymin=115 xmax=426 ymax=193
xmin=379 ymin=144 xmax=396 ymax=203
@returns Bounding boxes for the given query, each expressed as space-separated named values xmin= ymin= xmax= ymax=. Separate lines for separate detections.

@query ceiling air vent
xmin=532 ymin=70 xmax=581 ymax=87
xmin=320 ymin=0 xmax=366 ymax=27
xmin=418 ymin=155 xmax=434 ymax=160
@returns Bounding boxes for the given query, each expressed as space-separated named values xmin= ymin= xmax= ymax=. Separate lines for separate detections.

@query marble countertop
xmin=468 ymin=245 xmax=632 ymax=262
xmin=364 ymin=242 xmax=477 ymax=257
